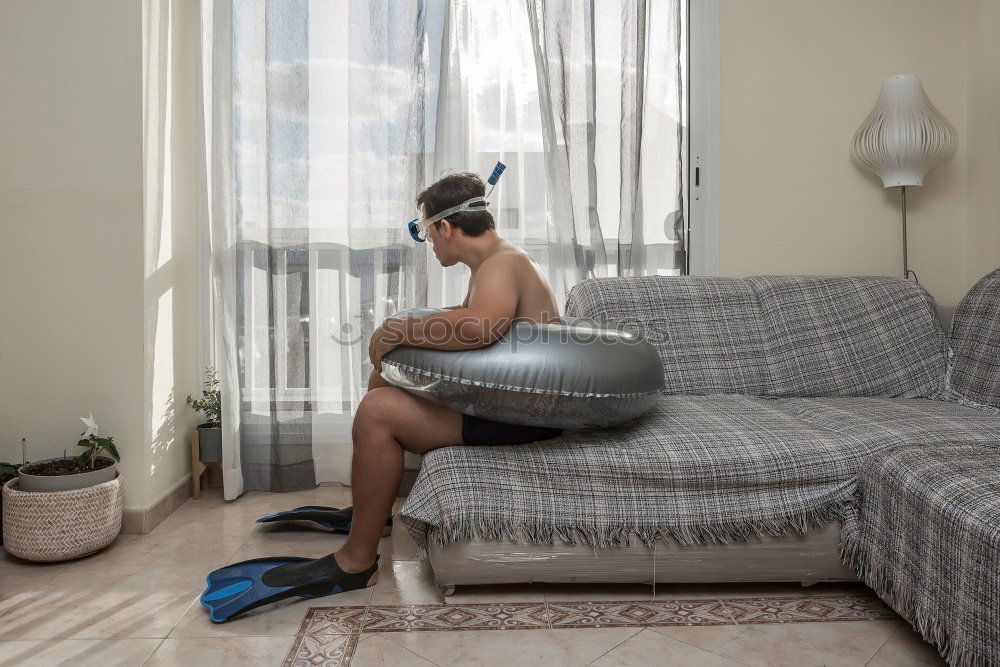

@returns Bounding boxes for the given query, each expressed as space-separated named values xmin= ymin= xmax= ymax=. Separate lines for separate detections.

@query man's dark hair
xmin=416 ymin=172 xmax=495 ymax=237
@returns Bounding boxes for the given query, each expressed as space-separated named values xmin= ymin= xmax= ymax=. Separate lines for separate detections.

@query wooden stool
xmin=190 ymin=429 xmax=221 ymax=499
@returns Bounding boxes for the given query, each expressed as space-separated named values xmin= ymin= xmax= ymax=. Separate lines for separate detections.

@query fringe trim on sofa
xmin=840 ymin=508 xmax=992 ymax=667
xmin=401 ymin=500 xmax=848 ymax=551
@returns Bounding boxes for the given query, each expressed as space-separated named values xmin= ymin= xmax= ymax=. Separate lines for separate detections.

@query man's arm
xmin=379 ymin=259 xmax=518 ymax=352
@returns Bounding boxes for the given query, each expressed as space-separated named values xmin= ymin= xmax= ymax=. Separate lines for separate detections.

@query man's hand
xmin=368 ymin=321 xmax=403 ymax=374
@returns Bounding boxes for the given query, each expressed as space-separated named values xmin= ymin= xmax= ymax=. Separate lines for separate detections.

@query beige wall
xmin=718 ymin=0 xmax=982 ymax=308
xmin=0 ymin=1 xmax=147 ymax=506
xmin=0 ymin=0 xmax=200 ymax=511
xmin=966 ymin=0 xmax=1000 ymax=285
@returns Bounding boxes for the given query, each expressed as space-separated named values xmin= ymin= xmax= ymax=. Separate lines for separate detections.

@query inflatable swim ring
xmin=380 ymin=308 xmax=664 ymax=429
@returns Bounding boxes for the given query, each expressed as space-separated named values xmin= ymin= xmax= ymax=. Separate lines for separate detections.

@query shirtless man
xmin=332 ymin=172 xmax=562 ymax=584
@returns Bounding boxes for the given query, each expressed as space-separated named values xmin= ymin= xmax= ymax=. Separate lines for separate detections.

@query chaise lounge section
xmin=840 ymin=268 xmax=1000 ymax=665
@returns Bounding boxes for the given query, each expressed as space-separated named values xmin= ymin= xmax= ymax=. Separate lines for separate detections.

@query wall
xmin=718 ymin=0 xmax=973 ymax=307
xmin=0 ymin=0 xmax=200 ymax=513
xmin=143 ymin=0 xmax=202 ymax=513
xmin=965 ymin=0 xmax=1000 ymax=284
xmin=0 ymin=1 xmax=147 ymax=507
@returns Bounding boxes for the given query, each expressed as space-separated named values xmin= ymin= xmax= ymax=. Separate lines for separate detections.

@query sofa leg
xmin=439 ymin=584 xmax=455 ymax=597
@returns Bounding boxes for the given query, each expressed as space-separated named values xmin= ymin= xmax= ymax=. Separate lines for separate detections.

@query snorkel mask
xmin=407 ymin=162 xmax=506 ymax=243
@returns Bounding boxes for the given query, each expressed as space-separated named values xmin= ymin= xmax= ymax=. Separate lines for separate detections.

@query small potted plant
xmin=18 ymin=414 xmax=119 ymax=492
xmin=188 ymin=366 xmax=222 ymax=463
xmin=3 ymin=419 xmax=123 ymax=562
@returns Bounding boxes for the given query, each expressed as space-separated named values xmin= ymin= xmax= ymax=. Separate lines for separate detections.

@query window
xmin=227 ymin=0 xmax=711 ymax=407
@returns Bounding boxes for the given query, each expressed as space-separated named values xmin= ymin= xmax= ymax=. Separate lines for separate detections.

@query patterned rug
xmin=282 ymin=594 xmax=898 ymax=666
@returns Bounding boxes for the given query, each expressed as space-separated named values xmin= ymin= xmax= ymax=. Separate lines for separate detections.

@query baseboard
xmin=121 ymin=476 xmax=192 ymax=535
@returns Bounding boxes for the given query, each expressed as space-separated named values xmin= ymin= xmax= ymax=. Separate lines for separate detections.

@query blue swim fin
xmin=200 ymin=554 xmax=379 ymax=623
xmin=256 ymin=506 xmax=391 ymax=534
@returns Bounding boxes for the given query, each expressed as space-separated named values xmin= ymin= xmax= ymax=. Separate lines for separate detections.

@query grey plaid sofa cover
xmin=841 ymin=444 xmax=1000 ymax=666
xmin=400 ymin=275 xmax=1000 ymax=549
xmin=949 ymin=267 xmax=1000 ymax=408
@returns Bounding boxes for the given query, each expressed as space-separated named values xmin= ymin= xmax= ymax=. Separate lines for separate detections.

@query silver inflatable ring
xmin=380 ymin=308 xmax=665 ymax=429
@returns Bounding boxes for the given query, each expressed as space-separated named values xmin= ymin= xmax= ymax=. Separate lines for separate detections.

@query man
xmin=200 ymin=172 xmax=564 ymax=622
xmin=334 ymin=172 xmax=562 ymax=585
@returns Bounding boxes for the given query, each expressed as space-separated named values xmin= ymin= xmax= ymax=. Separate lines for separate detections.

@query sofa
xmin=399 ymin=272 xmax=1000 ymax=594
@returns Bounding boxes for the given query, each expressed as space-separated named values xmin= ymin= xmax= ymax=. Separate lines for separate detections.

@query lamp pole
xmin=900 ymin=187 xmax=918 ymax=282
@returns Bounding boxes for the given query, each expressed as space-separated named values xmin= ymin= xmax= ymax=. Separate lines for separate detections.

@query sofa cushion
xmin=784 ymin=396 xmax=1000 ymax=453
xmin=400 ymin=395 xmax=1000 ymax=550
xmin=400 ymin=394 xmax=863 ymax=548
xmin=748 ymin=276 xmax=947 ymax=398
xmin=565 ymin=276 xmax=772 ymax=395
xmin=949 ymin=267 xmax=1000 ymax=407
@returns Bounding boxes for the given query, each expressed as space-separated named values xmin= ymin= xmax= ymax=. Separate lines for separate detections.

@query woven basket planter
xmin=2 ymin=475 xmax=123 ymax=562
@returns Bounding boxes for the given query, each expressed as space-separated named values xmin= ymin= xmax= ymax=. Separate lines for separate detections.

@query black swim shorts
xmin=461 ymin=414 xmax=562 ymax=446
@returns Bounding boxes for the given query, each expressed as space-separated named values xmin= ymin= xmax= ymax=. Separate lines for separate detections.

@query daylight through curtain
xmin=199 ymin=0 xmax=685 ymax=494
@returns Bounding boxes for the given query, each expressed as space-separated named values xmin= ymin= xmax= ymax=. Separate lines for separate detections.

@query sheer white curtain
xmin=198 ymin=0 xmax=685 ymax=496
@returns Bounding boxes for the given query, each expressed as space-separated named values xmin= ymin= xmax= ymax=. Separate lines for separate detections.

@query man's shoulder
xmin=480 ymin=246 xmax=534 ymax=272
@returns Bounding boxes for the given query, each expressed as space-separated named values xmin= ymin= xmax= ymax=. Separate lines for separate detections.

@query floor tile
xmin=226 ymin=527 xmax=345 ymax=563
xmin=379 ymin=523 xmax=423 ymax=562
xmin=145 ymin=635 xmax=297 ymax=666
xmin=546 ymin=599 xmax=733 ymax=629
xmin=353 ymin=633 xmax=437 ymax=666
xmin=655 ymin=619 xmax=899 ymax=666
xmin=298 ymin=605 xmax=373 ymax=635
xmin=170 ymin=586 xmax=372 ymax=639
xmin=174 ymin=486 xmax=352 ymax=519
xmin=590 ymin=627 xmax=740 ymax=666
xmin=868 ymin=623 xmax=946 ymax=666
xmin=0 ymin=638 xmax=161 ymax=666
xmin=369 ymin=559 xmax=444 ymax=606
xmin=0 ymin=564 xmax=203 ymax=639
xmin=284 ymin=634 xmax=359 ymax=667
xmin=445 ymin=583 xmax=547 ymax=604
xmin=386 ymin=627 xmax=641 ymax=666
xmin=653 ymin=582 xmax=721 ymax=601
xmin=713 ymin=581 xmax=871 ymax=599
xmin=540 ymin=582 xmax=655 ymax=602
xmin=362 ymin=601 xmax=550 ymax=633
xmin=66 ymin=514 xmax=253 ymax=572
xmin=0 ymin=565 xmax=64 ymax=616
xmin=0 ymin=547 xmax=69 ymax=570
xmin=722 ymin=595 xmax=896 ymax=624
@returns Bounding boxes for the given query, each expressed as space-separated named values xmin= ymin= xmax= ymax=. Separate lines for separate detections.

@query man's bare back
xmin=461 ymin=241 xmax=560 ymax=324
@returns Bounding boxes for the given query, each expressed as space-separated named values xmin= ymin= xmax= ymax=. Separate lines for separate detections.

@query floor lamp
xmin=851 ymin=75 xmax=957 ymax=281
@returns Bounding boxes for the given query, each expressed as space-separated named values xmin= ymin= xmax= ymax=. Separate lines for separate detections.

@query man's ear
xmin=438 ymin=218 xmax=454 ymax=239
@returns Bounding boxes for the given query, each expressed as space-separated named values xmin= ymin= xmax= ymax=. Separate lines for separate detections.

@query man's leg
xmin=335 ymin=386 xmax=462 ymax=574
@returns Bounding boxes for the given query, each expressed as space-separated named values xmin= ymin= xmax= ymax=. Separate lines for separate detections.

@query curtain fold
xmin=195 ymin=0 xmax=685 ymax=496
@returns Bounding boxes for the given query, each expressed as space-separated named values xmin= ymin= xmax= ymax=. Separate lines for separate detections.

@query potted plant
xmin=3 ymin=420 xmax=123 ymax=562
xmin=188 ymin=366 xmax=222 ymax=463
xmin=17 ymin=414 xmax=119 ymax=492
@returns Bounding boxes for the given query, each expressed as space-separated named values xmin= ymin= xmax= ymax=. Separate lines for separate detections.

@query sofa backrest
xmin=948 ymin=267 xmax=1000 ymax=407
xmin=565 ymin=274 xmax=947 ymax=398
xmin=565 ymin=276 xmax=773 ymax=394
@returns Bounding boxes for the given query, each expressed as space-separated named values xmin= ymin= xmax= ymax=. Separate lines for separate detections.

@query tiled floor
xmin=0 ymin=486 xmax=945 ymax=666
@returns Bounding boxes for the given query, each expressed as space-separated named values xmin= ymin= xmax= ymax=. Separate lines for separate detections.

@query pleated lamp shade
xmin=851 ymin=75 xmax=957 ymax=189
